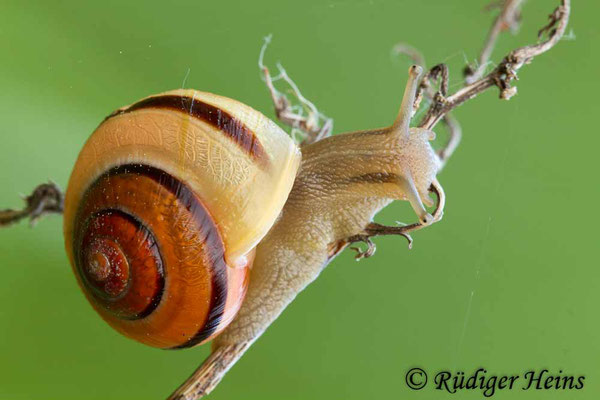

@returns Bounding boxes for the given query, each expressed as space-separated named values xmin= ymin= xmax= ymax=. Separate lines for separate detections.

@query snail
xmin=56 ymin=63 xmax=447 ymax=397
xmin=0 ymin=63 xmax=446 ymax=396
xmin=62 ymin=64 xmax=443 ymax=351
xmin=0 ymin=0 xmax=572 ymax=395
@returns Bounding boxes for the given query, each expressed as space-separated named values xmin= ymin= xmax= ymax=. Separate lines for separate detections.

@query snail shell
xmin=63 ymin=90 xmax=300 ymax=349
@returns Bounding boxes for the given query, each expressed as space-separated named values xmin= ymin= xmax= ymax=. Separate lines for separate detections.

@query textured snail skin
xmin=167 ymin=67 xmax=444 ymax=399
xmin=216 ymin=128 xmax=440 ymax=344
xmin=63 ymin=90 xmax=300 ymax=348
xmin=216 ymin=66 xmax=440 ymax=348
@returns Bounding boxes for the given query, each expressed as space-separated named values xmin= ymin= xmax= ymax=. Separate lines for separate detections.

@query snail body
xmin=214 ymin=65 xmax=442 ymax=348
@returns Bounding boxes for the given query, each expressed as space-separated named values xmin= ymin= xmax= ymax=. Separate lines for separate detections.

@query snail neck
xmin=215 ymin=127 xmax=421 ymax=346
xmin=287 ymin=128 xmax=399 ymax=241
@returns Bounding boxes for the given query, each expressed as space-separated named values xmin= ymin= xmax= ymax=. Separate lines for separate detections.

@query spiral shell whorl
xmin=70 ymin=164 xmax=248 ymax=348
xmin=63 ymin=90 xmax=300 ymax=349
xmin=78 ymin=209 xmax=164 ymax=319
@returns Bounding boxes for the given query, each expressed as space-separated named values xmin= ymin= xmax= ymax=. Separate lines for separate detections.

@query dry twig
xmin=0 ymin=182 xmax=63 ymax=227
xmin=419 ymin=0 xmax=570 ymax=130
xmin=259 ymin=35 xmax=334 ymax=146
xmin=464 ymin=0 xmax=524 ymax=83
xmin=168 ymin=342 xmax=251 ymax=400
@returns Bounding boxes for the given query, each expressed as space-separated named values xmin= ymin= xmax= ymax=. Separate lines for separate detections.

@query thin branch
xmin=259 ymin=35 xmax=334 ymax=146
xmin=465 ymin=0 xmax=524 ymax=84
xmin=0 ymin=182 xmax=64 ymax=227
xmin=168 ymin=342 xmax=251 ymax=400
xmin=437 ymin=112 xmax=462 ymax=166
xmin=419 ymin=0 xmax=571 ymax=131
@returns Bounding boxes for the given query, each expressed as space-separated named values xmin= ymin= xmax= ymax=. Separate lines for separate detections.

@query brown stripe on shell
xmin=105 ymin=95 xmax=268 ymax=163
xmin=113 ymin=164 xmax=229 ymax=347
xmin=74 ymin=164 xmax=229 ymax=348
xmin=123 ymin=164 xmax=227 ymax=345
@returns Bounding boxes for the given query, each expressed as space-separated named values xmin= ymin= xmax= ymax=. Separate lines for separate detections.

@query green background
xmin=0 ymin=0 xmax=597 ymax=399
